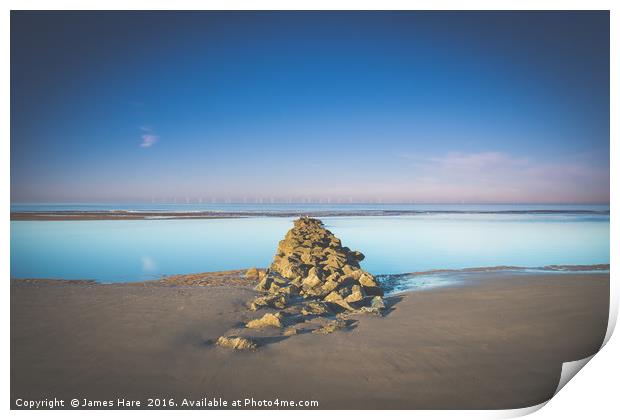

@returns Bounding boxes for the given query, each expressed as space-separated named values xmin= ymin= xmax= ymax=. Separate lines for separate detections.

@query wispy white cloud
xmin=426 ymin=151 xmax=529 ymax=169
xmin=140 ymin=134 xmax=158 ymax=148
xmin=394 ymin=150 xmax=609 ymax=203
xmin=139 ymin=126 xmax=158 ymax=148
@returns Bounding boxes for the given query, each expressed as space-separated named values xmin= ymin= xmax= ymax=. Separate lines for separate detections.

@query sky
xmin=11 ymin=11 xmax=610 ymax=204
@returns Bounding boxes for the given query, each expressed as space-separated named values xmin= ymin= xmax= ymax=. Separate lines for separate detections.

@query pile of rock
xmin=216 ymin=217 xmax=385 ymax=351
xmin=252 ymin=217 xmax=384 ymax=313
xmin=216 ymin=336 xmax=257 ymax=350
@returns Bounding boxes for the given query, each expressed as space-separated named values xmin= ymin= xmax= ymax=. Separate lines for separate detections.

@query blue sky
xmin=11 ymin=11 xmax=609 ymax=203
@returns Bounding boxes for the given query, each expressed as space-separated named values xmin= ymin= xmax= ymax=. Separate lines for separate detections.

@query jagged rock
xmin=323 ymin=291 xmax=342 ymax=303
xmin=358 ymin=272 xmax=379 ymax=288
xmin=245 ymin=267 xmax=260 ymax=279
xmin=320 ymin=279 xmax=339 ymax=294
xmin=221 ymin=218 xmax=389 ymax=352
xmin=333 ymin=300 xmax=357 ymax=312
xmin=300 ymin=253 xmax=316 ymax=265
xmin=322 ymin=291 xmax=356 ymax=311
xmin=371 ymin=296 xmax=386 ymax=310
xmin=216 ymin=336 xmax=257 ymax=350
xmin=324 ymin=272 xmax=340 ymax=282
xmin=358 ymin=273 xmax=383 ymax=296
xmin=248 ymin=294 xmax=289 ymax=311
xmin=312 ymin=319 xmax=347 ymax=335
xmin=356 ymin=296 xmax=387 ymax=315
xmin=302 ymin=270 xmax=322 ymax=289
xmin=283 ymin=327 xmax=299 ymax=336
xmin=245 ymin=312 xmax=284 ymax=329
xmin=301 ymin=301 xmax=330 ymax=315
xmin=342 ymin=265 xmax=356 ymax=275
xmin=245 ymin=217 xmax=384 ymax=342
xmin=255 ymin=275 xmax=272 ymax=292
xmin=363 ymin=286 xmax=384 ymax=297
xmin=323 ymin=255 xmax=346 ymax=269
xmin=345 ymin=284 xmax=366 ymax=303
xmin=278 ymin=285 xmax=300 ymax=295
xmin=248 ymin=295 xmax=269 ymax=311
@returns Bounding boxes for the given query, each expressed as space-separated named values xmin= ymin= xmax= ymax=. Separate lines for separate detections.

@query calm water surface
xmin=10 ymin=214 xmax=609 ymax=282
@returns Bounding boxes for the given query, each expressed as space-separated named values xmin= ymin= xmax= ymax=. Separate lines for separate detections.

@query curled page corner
xmin=554 ymin=355 xmax=595 ymax=396
xmin=602 ymin=293 xmax=618 ymax=348
xmin=498 ymin=401 xmax=548 ymax=419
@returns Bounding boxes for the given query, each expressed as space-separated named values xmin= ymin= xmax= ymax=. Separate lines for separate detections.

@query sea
xmin=10 ymin=203 xmax=610 ymax=286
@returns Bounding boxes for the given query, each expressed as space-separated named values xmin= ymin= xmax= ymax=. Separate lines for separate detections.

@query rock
xmin=322 ymin=290 xmax=356 ymax=311
xmin=302 ymin=272 xmax=322 ymax=289
xmin=330 ymin=238 xmax=342 ymax=247
xmin=312 ymin=319 xmax=347 ymax=334
xmin=338 ymin=283 xmax=353 ymax=294
xmin=325 ymin=272 xmax=340 ymax=283
xmin=290 ymin=276 xmax=303 ymax=287
xmin=323 ymin=255 xmax=346 ymax=269
xmin=308 ymin=266 xmax=322 ymax=278
xmin=356 ymin=296 xmax=386 ymax=316
xmin=248 ymin=294 xmax=289 ymax=311
xmin=245 ymin=312 xmax=284 ymax=329
xmin=283 ymin=264 xmax=303 ymax=279
xmin=323 ymin=291 xmax=343 ymax=303
xmin=255 ymin=276 xmax=272 ymax=292
xmin=216 ymin=336 xmax=257 ymax=350
xmin=283 ymin=327 xmax=299 ymax=336
xmin=268 ymin=283 xmax=281 ymax=294
xmin=301 ymin=301 xmax=330 ymax=315
xmin=300 ymin=253 xmax=315 ymax=265
xmin=278 ymin=285 xmax=300 ymax=296
xmin=245 ymin=267 xmax=260 ymax=279
xmin=344 ymin=284 xmax=366 ymax=303
xmin=358 ymin=273 xmax=379 ymax=288
xmin=248 ymin=296 xmax=269 ymax=311
xmin=272 ymin=275 xmax=288 ymax=285
xmin=320 ymin=279 xmax=339 ymax=294
xmin=342 ymin=265 xmax=356 ymax=275
xmin=243 ymin=217 xmax=384 ymax=342
xmin=363 ymin=286 xmax=384 ymax=297
xmin=333 ymin=300 xmax=357 ymax=311
xmin=371 ymin=296 xmax=386 ymax=310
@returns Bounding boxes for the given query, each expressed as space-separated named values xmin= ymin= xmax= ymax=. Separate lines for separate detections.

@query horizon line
xmin=10 ymin=201 xmax=611 ymax=206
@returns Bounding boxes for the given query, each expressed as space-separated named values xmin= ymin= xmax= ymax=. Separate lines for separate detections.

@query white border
xmin=2 ymin=2 xmax=617 ymax=419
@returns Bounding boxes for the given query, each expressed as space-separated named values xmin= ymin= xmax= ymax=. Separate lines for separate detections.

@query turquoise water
xmin=10 ymin=214 xmax=609 ymax=282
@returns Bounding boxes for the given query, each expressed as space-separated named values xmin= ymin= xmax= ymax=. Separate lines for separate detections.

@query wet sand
xmin=10 ymin=272 xmax=609 ymax=409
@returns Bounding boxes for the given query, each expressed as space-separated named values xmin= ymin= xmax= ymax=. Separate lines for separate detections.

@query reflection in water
xmin=141 ymin=256 xmax=157 ymax=273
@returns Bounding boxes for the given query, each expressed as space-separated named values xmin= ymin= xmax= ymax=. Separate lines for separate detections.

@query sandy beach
xmin=11 ymin=271 xmax=608 ymax=410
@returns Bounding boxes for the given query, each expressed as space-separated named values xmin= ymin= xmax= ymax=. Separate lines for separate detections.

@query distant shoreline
xmin=10 ymin=209 xmax=610 ymax=221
